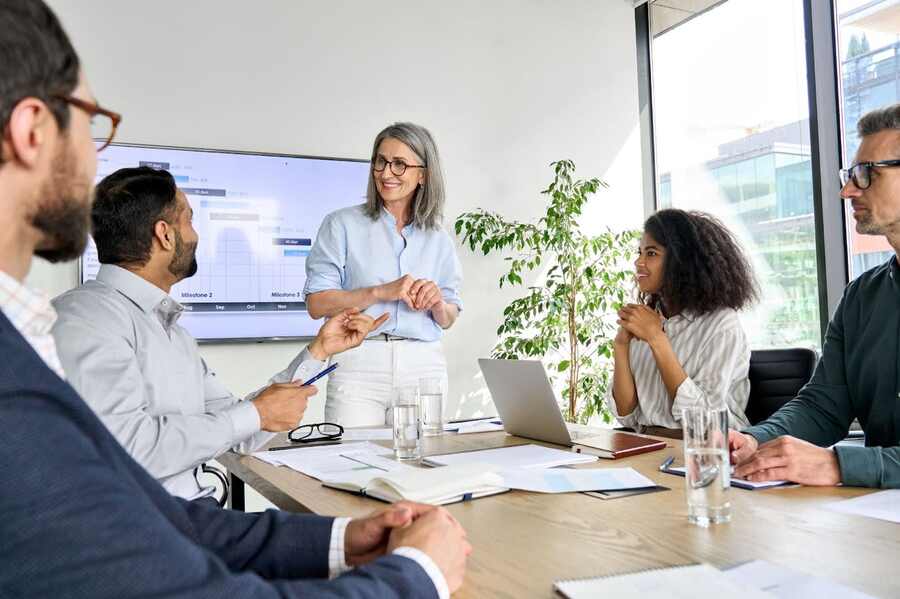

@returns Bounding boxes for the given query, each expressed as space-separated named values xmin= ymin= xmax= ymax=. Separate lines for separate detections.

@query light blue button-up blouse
xmin=303 ymin=204 xmax=463 ymax=342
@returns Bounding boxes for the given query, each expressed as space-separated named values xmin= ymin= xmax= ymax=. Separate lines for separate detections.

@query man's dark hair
xmin=642 ymin=208 xmax=758 ymax=315
xmin=0 ymin=0 xmax=80 ymax=156
xmin=857 ymin=102 xmax=900 ymax=138
xmin=92 ymin=167 xmax=180 ymax=267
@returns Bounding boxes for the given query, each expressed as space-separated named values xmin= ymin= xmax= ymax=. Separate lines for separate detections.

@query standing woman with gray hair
xmin=304 ymin=123 xmax=462 ymax=426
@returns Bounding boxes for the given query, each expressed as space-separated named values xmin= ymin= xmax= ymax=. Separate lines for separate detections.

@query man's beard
xmin=31 ymin=142 xmax=92 ymax=263
xmin=168 ymin=228 xmax=198 ymax=280
xmin=855 ymin=213 xmax=884 ymax=236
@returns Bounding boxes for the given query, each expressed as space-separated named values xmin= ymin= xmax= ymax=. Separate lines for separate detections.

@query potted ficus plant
xmin=455 ymin=160 xmax=638 ymax=423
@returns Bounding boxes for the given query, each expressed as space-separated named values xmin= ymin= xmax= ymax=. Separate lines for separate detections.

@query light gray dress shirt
xmin=51 ymin=265 xmax=324 ymax=499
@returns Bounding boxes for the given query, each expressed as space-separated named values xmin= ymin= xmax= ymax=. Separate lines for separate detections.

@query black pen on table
xmin=269 ymin=439 xmax=342 ymax=451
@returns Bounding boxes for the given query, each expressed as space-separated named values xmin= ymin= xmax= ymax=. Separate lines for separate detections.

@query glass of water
xmin=418 ymin=377 xmax=444 ymax=437
xmin=681 ymin=406 xmax=731 ymax=526
xmin=392 ymin=386 xmax=422 ymax=460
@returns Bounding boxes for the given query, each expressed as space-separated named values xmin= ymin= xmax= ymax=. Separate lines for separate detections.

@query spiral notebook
xmin=554 ymin=563 xmax=774 ymax=599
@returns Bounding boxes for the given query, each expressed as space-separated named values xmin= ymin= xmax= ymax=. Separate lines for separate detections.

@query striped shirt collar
xmin=0 ymin=269 xmax=57 ymax=338
xmin=658 ymin=307 xmax=697 ymax=337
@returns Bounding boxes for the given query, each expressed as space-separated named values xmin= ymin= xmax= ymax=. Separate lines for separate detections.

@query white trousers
xmin=324 ymin=339 xmax=448 ymax=428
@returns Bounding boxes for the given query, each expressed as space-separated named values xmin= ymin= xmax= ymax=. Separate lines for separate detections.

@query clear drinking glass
xmin=418 ymin=377 xmax=445 ymax=437
xmin=392 ymin=387 xmax=422 ymax=460
xmin=681 ymin=406 xmax=731 ymax=526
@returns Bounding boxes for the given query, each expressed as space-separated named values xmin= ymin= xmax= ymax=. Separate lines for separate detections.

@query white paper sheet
xmin=443 ymin=419 xmax=503 ymax=433
xmin=824 ymin=489 xmax=900 ymax=524
xmin=252 ymin=442 xmax=394 ymax=480
xmin=500 ymin=467 xmax=656 ymax=493
xmin=340 ymin=428 xmax=394 ymax=441
xmin=555 ymin=563 xmax=772 ymax=599
xmin=725 ymin=560 xmax=875 ymax=599
xmin=451 ymin=421 xmax=505 ymax=434
xmin=424 ymin=443 xmax=598 ymax=469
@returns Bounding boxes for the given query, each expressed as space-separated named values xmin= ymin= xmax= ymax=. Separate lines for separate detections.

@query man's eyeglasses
xmin=288 ymin=422 xmax=344 ymax=443
xmin=372 ymin=155 xmax=426 ymax=177
xmin=839 ymin=160 xmax=900 ymax=190
xmin=52 ymin=94 xmax=122 ymax=152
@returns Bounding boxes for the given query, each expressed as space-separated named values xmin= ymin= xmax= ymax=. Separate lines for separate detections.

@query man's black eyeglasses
xmin=372 ymin=155 xmax=426 ymax=176
xmin=840 ymin=160 xmax=900 ymax=190
xmin=288 ymin=422 xmax=344 ymax=443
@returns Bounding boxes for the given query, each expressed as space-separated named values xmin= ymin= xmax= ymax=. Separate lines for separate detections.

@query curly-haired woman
xmin=605 ymin=209 xmax=758 ymax=432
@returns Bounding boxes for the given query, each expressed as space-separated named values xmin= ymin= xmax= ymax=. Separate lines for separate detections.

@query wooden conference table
xmin=218 ymin=431 xmax=899 ymax=598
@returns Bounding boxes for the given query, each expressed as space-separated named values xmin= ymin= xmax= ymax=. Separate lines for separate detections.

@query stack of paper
xmin=824 ymin=489 xmax=900 ymax=524
xmin=258 ymin=441 xmax=659 ymax=497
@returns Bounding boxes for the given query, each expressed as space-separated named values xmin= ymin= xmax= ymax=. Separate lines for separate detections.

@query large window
xmin=649 ymin=0 xmax=821 ymax=349
xmin=836 ymin=0 xmax=900 ymax=278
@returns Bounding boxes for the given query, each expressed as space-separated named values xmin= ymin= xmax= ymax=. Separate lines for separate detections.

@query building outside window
xmin=836 ymin=0 xmax=900 ymax=278
xmin=649 ymin=0 xmax=821 ymax=349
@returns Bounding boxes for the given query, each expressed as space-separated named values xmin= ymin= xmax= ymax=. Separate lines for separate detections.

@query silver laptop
xmin=478 ymin=358 xmax=591 ymax=446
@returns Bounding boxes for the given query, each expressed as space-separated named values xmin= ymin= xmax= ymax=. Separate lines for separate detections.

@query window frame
xmin=634 ymin=0 xmax=848 ymax=344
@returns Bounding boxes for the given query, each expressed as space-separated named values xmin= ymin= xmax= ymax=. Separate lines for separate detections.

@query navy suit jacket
xmin=0 ymin=310 xmax=437 ymax=598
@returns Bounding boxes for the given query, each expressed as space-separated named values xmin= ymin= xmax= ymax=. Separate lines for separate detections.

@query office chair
xmin=196 ymin=463 xmax=230 ymax=507
xmin=746 ymin=348 xmax=817 ymax=425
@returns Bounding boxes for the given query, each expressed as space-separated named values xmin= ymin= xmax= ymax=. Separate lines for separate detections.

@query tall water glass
xmin=681 ymin=406 xmax=731 ymax=526
xmin=418 ymin=377 xmax=445 ymax=437
xmin=392 ymin=387 xmax=422 ymax=460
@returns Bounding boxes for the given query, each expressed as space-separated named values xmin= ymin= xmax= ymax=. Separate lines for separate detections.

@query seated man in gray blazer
xmin=52 ymin=165 xmax=389 ymax=499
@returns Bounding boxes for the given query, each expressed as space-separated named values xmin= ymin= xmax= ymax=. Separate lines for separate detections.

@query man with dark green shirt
xmin=730 ymin=103 xmax=900 ymax=489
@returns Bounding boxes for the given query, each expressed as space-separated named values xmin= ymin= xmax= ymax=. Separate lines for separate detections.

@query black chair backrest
xmin=746 ymin=348 xmax=817 ymax=425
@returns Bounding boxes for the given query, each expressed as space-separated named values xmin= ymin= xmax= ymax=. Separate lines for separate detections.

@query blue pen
xmin=658 ymin=456 xmax=675 ymax=472
xmin=299 ymin=362 xmax=339 ymax=386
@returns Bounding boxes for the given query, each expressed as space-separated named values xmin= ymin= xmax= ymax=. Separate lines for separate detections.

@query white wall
xmin=35 ymin=0 xmax=644 ymax=422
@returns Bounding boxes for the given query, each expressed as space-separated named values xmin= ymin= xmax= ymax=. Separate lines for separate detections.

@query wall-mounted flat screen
xmin=81 ymin=143 xmax=369 ymax=341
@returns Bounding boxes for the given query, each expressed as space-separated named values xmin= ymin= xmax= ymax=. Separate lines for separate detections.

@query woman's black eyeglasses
xmin=372 ymin=155 xmax=426 ymax=176
xmin=288 ymin=422 xmax=344 ymax=443
xmin=840 ymin=160 xmax=900 ymax=190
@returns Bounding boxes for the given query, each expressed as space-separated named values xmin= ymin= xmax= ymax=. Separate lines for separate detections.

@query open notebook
xmin=321 ymin=463 xmax=509 ymax=505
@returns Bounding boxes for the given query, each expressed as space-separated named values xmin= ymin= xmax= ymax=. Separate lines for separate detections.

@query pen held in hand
xmin=295 ymin=362 xmax=339 ymax=387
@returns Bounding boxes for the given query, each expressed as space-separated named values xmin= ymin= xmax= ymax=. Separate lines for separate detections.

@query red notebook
xmin=573 ymin=430 xmax=667 ymax=459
